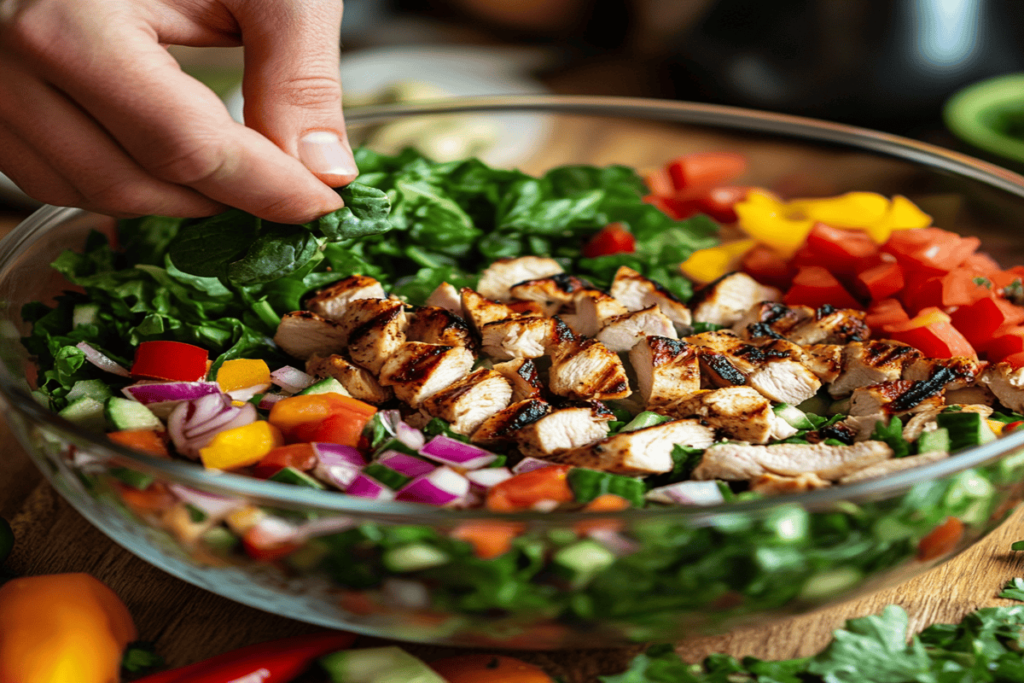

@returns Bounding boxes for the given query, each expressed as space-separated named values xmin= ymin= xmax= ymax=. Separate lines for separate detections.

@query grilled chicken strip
xmin=480 ymin=316 xmax=558 ymax=360
xmin=338 ymin=298 xmax=408 ymax=375
xmin=596 ymin=305 xmax=677 ymax=352
xmin=628 ymin=336 xmax=701 ymax=409
xmin=509 ymin=274 xmax=588 ymax=317
xmin=787 ymin=305 xmax=870 ymax=346
xmin=560 ymin=289 xmax=630 ymax=337
xmin=610 ymin=266 xmax=692 ymax=331
xmin=305 ymin=353 xmax=391 ymax=404
xmin=549 ymin=338 xmax=631 ymax=401
xmin=837 ymin=450 xmax=949 ymax=485
xmin=692 ymin=440 xmax=893 ymax=481
xmin=378 ymin=342 xmax=474 ymax=407
xmin=492 ymin=358 xmax=545 ymax=402
xmin=424 ymin=281 xmax=462 ymax=315
xmin=460 ymin=288 xmax=520 ymax=334
xmin=902 ymin=357 xmax=980 ymax=392
xmin=304 ymin=275 xmax=386 ymax=322
xmin=544 ymin=418 xmax=716 ymax=475
xmin=829 ymin=340 xmax=923 ymax=397
xmin=274 ymin=311 xmax=349 ymax=360
xmin=979 ymin=362 xmax=1024 ymax=414
xmin=901 ymin=404 xmax=993 ymax=442
xmin=945 ymin=385 xmax=996 ymax=407
xmin=750 ymin=472 xmax=831 ymax=495
xmin=800 ymin=344 xmax=844 ymax=383
xmin=516 ymin=403 xmax=614 ymax=457
xmin=732 ymin=302 xmax=812 ymax=342
xmin=477 ymin=256 xmax=564 ymax=302
xmin=421 ymin=369 xmax=513 ymax=436
xmin=665 ymin=387 xmax=798 ymax=444
xmin=471 ymin=398 xmax=552 ymax=445
xmin=849 ymin=380 xmax=945 ymax=418
xmin=690 ymin=272 xmax=782 ymax=327
xmin=407 ymin=306 xmax=475 ymax=349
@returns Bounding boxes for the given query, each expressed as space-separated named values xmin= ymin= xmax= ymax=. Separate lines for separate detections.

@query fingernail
xmin=299 ymin=131 xmax=358 ymax=176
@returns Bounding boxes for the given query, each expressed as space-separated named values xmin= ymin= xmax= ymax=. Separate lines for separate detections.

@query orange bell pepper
xmin=0 ymin=573 xmax=136 ymax=683
xmin=199 ymin=421 xmax=284 ymax=470
xmin=267 ymin=393 xmax=376 ymax=441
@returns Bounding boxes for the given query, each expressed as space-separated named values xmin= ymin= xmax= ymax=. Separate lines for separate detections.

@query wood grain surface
xmin=3 ymin=115 xmax=1024 ymax=681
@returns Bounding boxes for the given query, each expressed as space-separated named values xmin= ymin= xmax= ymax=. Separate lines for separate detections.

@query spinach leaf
xmin=226 ymin=223 xmax=320 ymax=286
xmin=167 ymin=210 xmax=259 ymax=279
xmin=319 ymin=183 xmax=393 ymax=240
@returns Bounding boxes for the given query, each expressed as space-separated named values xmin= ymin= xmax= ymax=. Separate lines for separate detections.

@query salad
xmin=19 ymin=147 xmax=1024 ymax=643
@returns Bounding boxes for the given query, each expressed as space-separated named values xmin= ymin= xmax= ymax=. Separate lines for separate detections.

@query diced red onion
xmin=313 ymin=443 xmax=366 ymax=468
xmin=396 ymin=466 xmax=470 ymax=507
xmin=168 ymin=484 xmax=243 ymax=519
xmin=346 ymin=473 xmax=395 ymax=500
xmin=512 ymin=457 xmax=555 ymax=475
xmin=378 ymin=409 xmax=426 ymax=450
xmin=227 ymin=383 xmax=272 ymax=402
xmin=167 ymin=394 xmax=256 ymax=458
xmin=270 ymin=366 xmax=315 ymax=394
xmin=587 ymin=529 xmax=641 ymax=556
xmin=123 ymin=381 xmax=220 ymax=406
xmin=258 ymin=393 xmax=287 ymax=411
xmin=376 ymin=451 xmax=436 ymax=478
xmin=419 ymin=435 xmax=497 ymax=470
xmin=312 ymin=443 xmax=366 ymax=490
xmin=292 ymin=516 xmax=357 ymax=541
xmin=465 ymin=467 xmax=513 ymax=489
xmin=76 ymin=342 xmax=130 ymax=377
xmin=184 ymin=402 xmax=253 ymax=439
xmin=645 ymin=480 xmax=725 ymax=506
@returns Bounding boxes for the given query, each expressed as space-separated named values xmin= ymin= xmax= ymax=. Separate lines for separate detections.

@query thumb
xmin=235 ymin=1 xmax=357 ymax=188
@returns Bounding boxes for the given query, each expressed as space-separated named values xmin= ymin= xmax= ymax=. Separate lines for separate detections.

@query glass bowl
xmin=3 ymin=96 xmax=1024 ymax=649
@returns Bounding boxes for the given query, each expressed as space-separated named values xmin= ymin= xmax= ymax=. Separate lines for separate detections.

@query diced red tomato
xmin=693 ymin=186 xmax=750 ymax=223
xmin=486 ymin=465 xmax=574 ymax=512
xmin=581 ymin=223 xmax=636 ymax=258
xmin=917 ymin=517 xmax=963 ymax=562
xmin=666 ymin=152 xmax=747 ymax=194
xmin=740 ymin=244 xmax=795 ymax=290
xmin=991 ymin=266 xmax=1024 ymax=290
xmin=865 ymin=298 xmax=910 ymax=331
xmin=887 ymin=320 xmax=976 ymax=360
xmin=642 ymin=194 xmax=700 ymax=221
xmin=981 ymin=325 xmax=1024 ymax=362
xmin=805 ymin=223 xmax=879 ymax=276
xmin=962 ymin=252 xmax=1001 ymax=275
xmin=308 ymin=412 xmax=371 ymax=448
xmin=882 ymin=228 xmax=979 ymax=275
xmin=950 ymin=295 xmax=1024 ymax=349
xmin=252 ymin=443 xmax=318 ymax=479
xmin=783 ymin=266 xmax=862 ymax=310
xmin=268 ymin=393 xmax=376 ymax=440
xmin=902 ymin=269 xmax=991 ymax=312
xmin=856 ymin=261 xmax=905 ymax=301
xmin=242 ymin=525 xmax=300 ymax=562
xmin=131 ymin=340 xmax=209 ymax=382
xmin=642 ymin=168 xmax=674 ymax=196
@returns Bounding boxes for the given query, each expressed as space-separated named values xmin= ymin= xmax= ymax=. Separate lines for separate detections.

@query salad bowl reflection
xmin=4 ymin=96 xmax=1024 ymax=648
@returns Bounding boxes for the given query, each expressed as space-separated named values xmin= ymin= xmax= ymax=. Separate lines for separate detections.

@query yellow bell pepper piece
xmin=788 ymin=192 xmax=890 ymax=228
xmin=199 ymin=420 xmax=284 ymax=470
xmin=0 ymin=573 xmax=137 ymax=683
xmin=865 ymin=194 xmax=933 ymax=243
xmin=734 ymin=190 xmax=814 ymax=257
xmin=216 ymin=358 xmax=271 ymax=392
xmin=988 ymin=419 xmax=1005 ymax=437
xmin=680 ymin=238 xmax=757 ymax=284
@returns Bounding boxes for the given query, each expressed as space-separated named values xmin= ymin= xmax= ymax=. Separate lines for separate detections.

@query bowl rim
xmin=5 ymin=93 xmax=1024 ymax=523
xmin=944 ymin=72 xmax=1024 ymax=164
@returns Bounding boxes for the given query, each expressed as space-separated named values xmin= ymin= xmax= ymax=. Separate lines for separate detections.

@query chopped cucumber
xmin=109 ymin=467 xmax=155 ymax=490
xmin=620 ymin=411 xmax=672 ymax=433
xmin=201 ymin=526 xmax=240 ymax=556
xmin=299 ymin=378 xmax=347 ymax=396
xmin=269 ymin=466 xmax=326 ymax=490
xmin=773 ymin=403 xmax=815 ymax=430
xmin=104 ymin=397 xmax=162 ymax=431
xmin=554 ymin=539 xmax=616 ymax=586
xmin=58 ymin=395 xmax=107 ymax=431
xmin=362 ymin=463 xmax=412 ymax=490
xmin=567 ymin=468 xmax=645 ymax=507
xmin=320 ymin=647 xmax=446 ymax=683
xmin=917 ymin=427 xmax=951 ymax=454
xmin=936 ymin=411 xmax=997 ymax=452
xmin=72 ymin=303 xmax=101 ymax=328
xmin=66 ymin=379 xmax=113 ymax=403
xmin=382 ymin=543 xmax=450 ymax=572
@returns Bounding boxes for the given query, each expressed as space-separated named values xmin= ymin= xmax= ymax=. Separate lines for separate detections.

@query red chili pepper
xmin=134 ymin=631 xmax=356 ymax=683
xmin=131 ymin=340 xmax=209 ymax=382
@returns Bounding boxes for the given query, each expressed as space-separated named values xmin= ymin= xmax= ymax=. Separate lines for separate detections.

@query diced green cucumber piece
xmin=201 ymin=526 xmax=240 ymax=556
xmin=773 ymin=403 xmax=815 ymax=429
xmin=298 ymin=377 xmax=347 ymax=396
xmin=382 ymin=543 xmax=450 ymax=572
xmin=104 ymin=397 xmax=162 ymax=432
xmin=72 ymin=303 xmax=101 ymax=328
xmin=320 ymin=646 xmax=446 ymax=683
xmin=371 ymin=437 xmax=417 ymax=458
xmin=567 ymin=468 xmax=645 ymax=507
xmin=937 ymin=411 xmax=997 ymax=452
xmin=58 ymin=395 xmax=107 ymax=431
xmin=917 ymin=427 xmax=951 ymax=454
xmin=109 ymin=467 xmax=155 ymax=490
xmin=66 ymin=379 xmax=113 ymax=403
xmin=554 ymin=540 xmax=616 ymax=586
xmin=362 ymin=463 xmax=411 ymax=490
xmin=620 ymin=411 xmax=672 ymax=433
xmin=269 ymin=466 xmax=326 ymax=489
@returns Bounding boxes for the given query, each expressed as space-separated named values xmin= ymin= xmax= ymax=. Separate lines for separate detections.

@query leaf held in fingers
xmin=319 ymin=183 xmax=393 ymax=240
xmin=167 ymin=210 xmax=259 ymax=278
xmin=227 ymin=224 xmax=320 ymax=286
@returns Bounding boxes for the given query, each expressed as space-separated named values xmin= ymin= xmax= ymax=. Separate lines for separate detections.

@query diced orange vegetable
xmin=117 ymin=482 xmax=176 ymax=514
xmin=252 ymin=443 xmax=317 ymax=479
xmin=452 ymin=521 xmax=525 ymax=560
xmin=783 ymin=266 xmax=862 ymax=310
xmin=574 ymin=494 xmax=631 ymax=535
xmin=666 ymin=152 xmax=747 ymax=193
xmin=199 ymin=421 xmax=284 ymax=470
xmin=486 ymin=465 xmax=574 ymax=513
xmin=268 ymin=393 xmax=376 ymax=440
xmin=740 ymin=243 xmax=795 ymax=290
xmin=107 ymin=429 xmax=169 ymax=458
xmin=962 ymin=252 xmax=1001 ymax=275
xmin=856 ymin=261 xmax=905 ymax=301
xmin=950 ymin=295 xmax=1024 ymax=349
xmin=865 ymin=298 xmax=910 ymax=331
xmin=917 ymin=516 xmax=963 ymax=561
xmin=216 ymin=358 xmax=271 ymax=392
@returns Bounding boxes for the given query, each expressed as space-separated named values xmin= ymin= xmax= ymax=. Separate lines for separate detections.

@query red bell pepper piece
xmin=131 ymin=341 xmax=209 ymax=382
xmin=581 ymin=223 xmax=637 ymax=258
xmin=1005 ymin=352 xmax=1024 ymax=368
xmin=865 ymin=298 xmax=910 ymax=332
xmin=642 ymin=194 xmax=700 ymax=220
xmin=888 ymin=320 xmax=976 ymax=359
xmin=856 ymin=261 xmax=905 ymax=301
xmin=783 ymin=266 xmax=862 ymax=310
xmin=642 ymin=168 xmax=674 ymax=196
xmin=902 ymin=269 xmax=991 ymax=312
xmin=882 ymin=227 xmax=979 ymax=276
xmin=950 ymin=295 xmax=1024 ymax=349
xmin=981 ymin=325 xmax=1024 ymax=362
xmin=962 ymin=252 xmax=1001 ymax=275
xmin=134 ymin=631 xmax=356 ymax=683
xmin=740 ymin=244 xmax=795 ymax=290
xmin=805 ymin=223 xmax=879 ymax=277
xmin=693 ymin=185 xmax=750 ymax=222
xmin=666 ymin=152 xmax=747 ymax=194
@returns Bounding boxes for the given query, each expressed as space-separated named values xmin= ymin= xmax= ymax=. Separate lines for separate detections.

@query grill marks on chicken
xmin=378 ymin=342 xmax=475 ymax=407
xmin=629 ymin=336 xmax=700 ymax=409
xmin=545 ymin=419 xmax=716 ymax=475
xmin=421 ymin=369 xmax=513 ymax=436
xmin=691 ymin=272 xmax=782 ymax=327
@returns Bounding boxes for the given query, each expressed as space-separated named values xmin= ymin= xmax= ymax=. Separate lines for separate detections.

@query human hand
xmin=0 ymin=0 xmax=355 ymax=223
